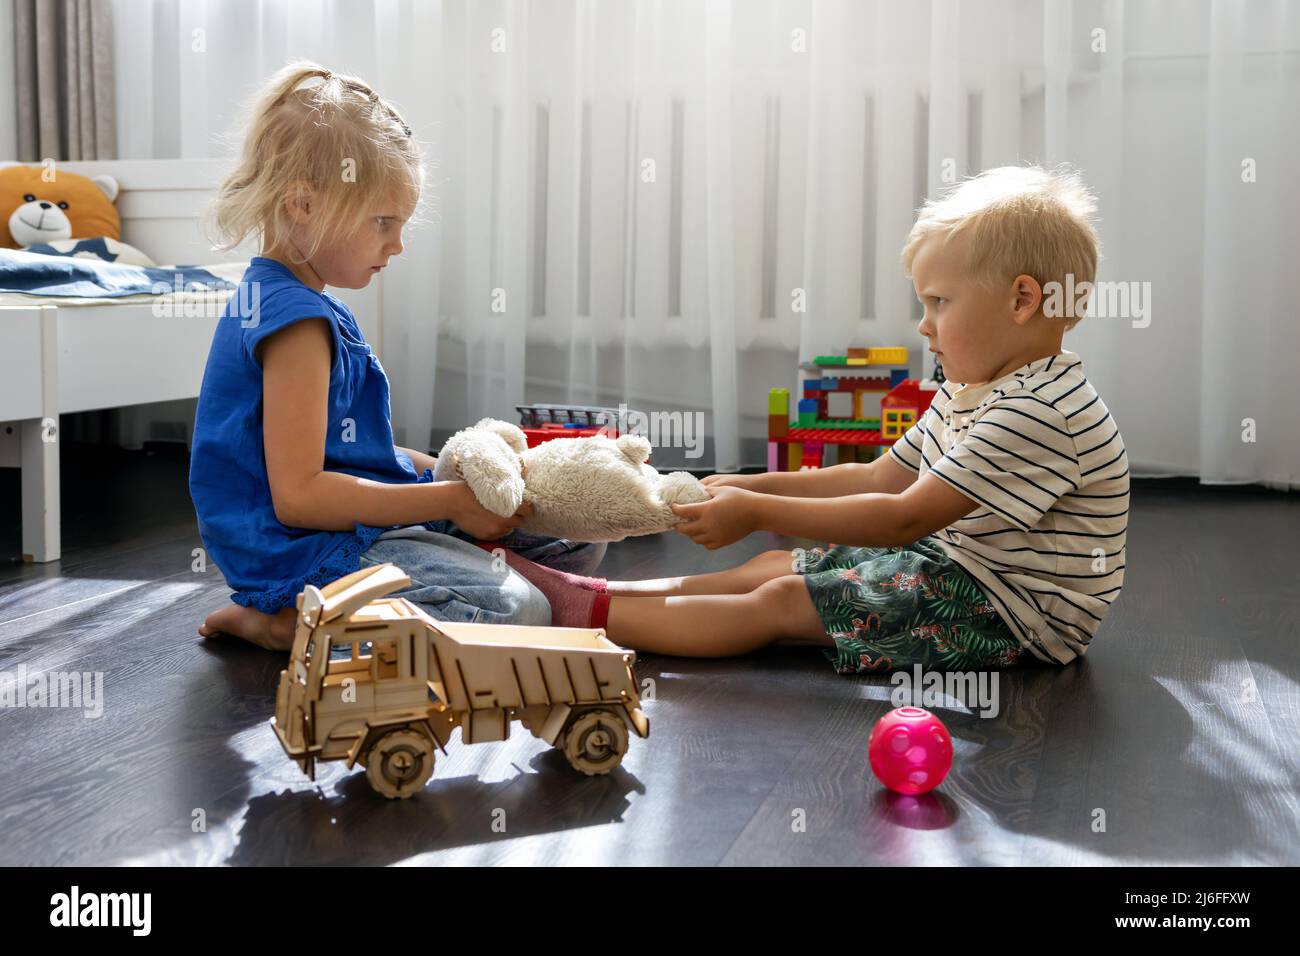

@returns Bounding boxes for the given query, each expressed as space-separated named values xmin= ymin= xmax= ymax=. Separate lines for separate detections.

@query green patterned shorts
xmin=793 ymin=536 xmax=1026 ymax=675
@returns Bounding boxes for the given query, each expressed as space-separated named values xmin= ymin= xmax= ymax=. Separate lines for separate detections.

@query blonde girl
xmin=190 ymin=61 xmax=605 ymax=650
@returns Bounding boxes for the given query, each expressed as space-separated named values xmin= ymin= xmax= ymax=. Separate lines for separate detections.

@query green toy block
xmin=806 ymin=418 xmax=881 ymax=431
xmin=767 ymin=387 xmax=789 ymax=415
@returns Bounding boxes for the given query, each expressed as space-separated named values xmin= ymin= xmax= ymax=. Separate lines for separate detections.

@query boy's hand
xmin=670 ymin=486 xmax=759 ymax=550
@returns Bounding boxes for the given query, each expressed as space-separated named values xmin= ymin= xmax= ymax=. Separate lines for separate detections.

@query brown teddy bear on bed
xmin=0 ymin=163 xmax=157 ymax=266
xmin=0 ymin=163 xmax=121 ymax=249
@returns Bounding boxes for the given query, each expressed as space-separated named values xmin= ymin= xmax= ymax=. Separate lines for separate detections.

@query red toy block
xmin=522 ymin=423 xmax=616 ymax=449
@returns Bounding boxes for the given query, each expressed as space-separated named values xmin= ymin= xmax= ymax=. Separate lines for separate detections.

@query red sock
xmin=473 ymin=542 xmax=611 ymax=630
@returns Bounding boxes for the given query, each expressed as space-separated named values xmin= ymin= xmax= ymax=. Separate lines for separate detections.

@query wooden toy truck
xmin=272 ymin=563 xmax=650 ymax=798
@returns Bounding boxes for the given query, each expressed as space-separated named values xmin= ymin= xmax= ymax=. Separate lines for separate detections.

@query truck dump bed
xmin=415 ymin=615 xmax=642 ymax=728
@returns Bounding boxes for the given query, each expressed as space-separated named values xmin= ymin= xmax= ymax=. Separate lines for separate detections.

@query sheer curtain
xmin=107 ymin=0 xmax=1299 ymax=486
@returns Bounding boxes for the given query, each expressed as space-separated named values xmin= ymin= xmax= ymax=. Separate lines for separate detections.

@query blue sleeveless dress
xmin=188 ymin=256 xmax=433 ymax=613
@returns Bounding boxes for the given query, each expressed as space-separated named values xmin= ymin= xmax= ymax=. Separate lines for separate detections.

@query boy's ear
xmin=1011 ymin=273 xmax=1043 ymax=323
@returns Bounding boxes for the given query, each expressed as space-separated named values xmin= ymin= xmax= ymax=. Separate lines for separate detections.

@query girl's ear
xmin=284 ymin=180 xmax=315 ymax=223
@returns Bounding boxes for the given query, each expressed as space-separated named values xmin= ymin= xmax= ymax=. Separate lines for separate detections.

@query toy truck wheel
xmin=365 ymin=729 xmax=435 ymax=799
xmin=560 ymin=709 xmax=629 ymax=776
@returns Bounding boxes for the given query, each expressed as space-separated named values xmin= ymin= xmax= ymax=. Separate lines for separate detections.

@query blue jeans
xmin=355 ymin=520 xmax=607 ymax=626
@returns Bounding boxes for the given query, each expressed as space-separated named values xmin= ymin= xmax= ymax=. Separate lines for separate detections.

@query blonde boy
xmin=593 ymin=165 xmax=1129 ymax=671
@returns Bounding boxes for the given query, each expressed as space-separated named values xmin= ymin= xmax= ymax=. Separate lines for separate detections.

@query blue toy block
xmin=890 ymin=368 xmax=909 ymax=387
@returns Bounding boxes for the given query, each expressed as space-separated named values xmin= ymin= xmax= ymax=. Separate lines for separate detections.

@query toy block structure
xmin=766 ymin=347 xmax=939 ymax=470
xmin=881 ymin=378 xmax=935 ymax=439
xmin=517 ymin=403 xmax=623 ymax=448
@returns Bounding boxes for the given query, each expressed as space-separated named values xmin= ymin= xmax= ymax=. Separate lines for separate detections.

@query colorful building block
xmin=765 ymin=348 xmax=924 ymax=471
xmin=881 ymin=378 xmax=940 ymax=439
xmin=869 ymin=347 xmax=909 ymax=365
xmin=797 ymin=398 xmax=818 ymax=427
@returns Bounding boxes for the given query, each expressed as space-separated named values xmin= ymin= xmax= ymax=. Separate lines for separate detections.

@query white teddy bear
xmin=431 ymin=418 xmax=710 ymax=543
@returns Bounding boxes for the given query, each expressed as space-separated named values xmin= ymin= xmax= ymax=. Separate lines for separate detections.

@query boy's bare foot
xmin=198 ymin=604 xmax=298 ymax=652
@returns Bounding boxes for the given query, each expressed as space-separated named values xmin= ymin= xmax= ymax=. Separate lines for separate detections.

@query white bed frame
xmin=0 ymin=159 xmax=383 ymax=562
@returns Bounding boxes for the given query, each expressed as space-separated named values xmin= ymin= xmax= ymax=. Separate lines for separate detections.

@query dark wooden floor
xmin=1 ymin=441 xmax=1297 ymax=866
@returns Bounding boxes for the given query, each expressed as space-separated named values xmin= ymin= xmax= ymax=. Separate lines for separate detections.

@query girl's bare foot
xmin=198 ymin=604 xmax=298 ymax=651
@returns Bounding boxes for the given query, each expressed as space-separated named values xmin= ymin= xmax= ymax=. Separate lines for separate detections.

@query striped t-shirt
xmin=889 ymin=350 xmax=1129 ymax=665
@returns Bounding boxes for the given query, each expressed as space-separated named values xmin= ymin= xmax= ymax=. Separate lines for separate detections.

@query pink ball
xmin=867 ymin=706 xmax=953 ymax=795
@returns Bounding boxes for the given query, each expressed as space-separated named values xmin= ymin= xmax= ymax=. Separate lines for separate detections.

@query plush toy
xmin=432 ymin=418 xmax=711 ymax=543
xmin=0 ymin=162 xmax=122 ymax=249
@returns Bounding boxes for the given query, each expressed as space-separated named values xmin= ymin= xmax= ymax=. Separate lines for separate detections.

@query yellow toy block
xmin=867 ymin=347 xmax=909 ymax=366
xmin=882 ymin=407 xmax=917 ymax=439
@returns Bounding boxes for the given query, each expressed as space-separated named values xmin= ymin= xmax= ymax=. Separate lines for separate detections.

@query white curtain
xmin=106 ymin=0 xmax=1300 ymax=486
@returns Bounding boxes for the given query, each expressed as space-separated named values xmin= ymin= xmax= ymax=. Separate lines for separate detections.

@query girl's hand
xmin=669 ymin=486 xmax=759 ymax=550
xmin=447 ymin=481 xmax=533 ymax=540
xmin=700 ymin=473 xmax=755 ymax=490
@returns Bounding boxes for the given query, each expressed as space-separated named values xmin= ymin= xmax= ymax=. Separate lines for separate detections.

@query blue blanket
xmin=0 ymin=247 xmax=236 ymax=297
